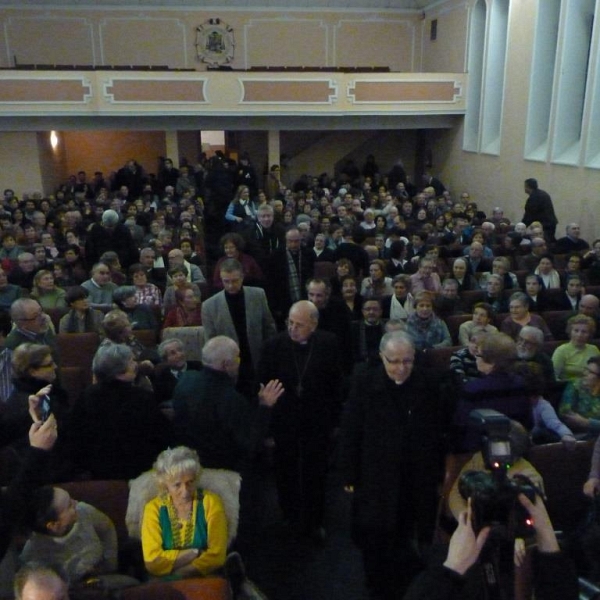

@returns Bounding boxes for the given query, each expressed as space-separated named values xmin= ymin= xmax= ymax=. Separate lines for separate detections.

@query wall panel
xmin=421 ymin=3 xmax=469 ymax=73
xmin=0 ymin=7 xmax=423 ymax=72
xmin=245 ymin=19 xmax=327 ymax=68
xmin=7 ymin=16 xmax=95 ymax=65
xmin=98 ymin=17 xmax=187 ymax=67
xmin=334 ymin=19 xmax=414 ymax=71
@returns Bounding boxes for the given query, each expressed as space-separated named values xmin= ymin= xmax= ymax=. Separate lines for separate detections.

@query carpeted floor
xmin=234 ymin=458 xmax=370 ymax=600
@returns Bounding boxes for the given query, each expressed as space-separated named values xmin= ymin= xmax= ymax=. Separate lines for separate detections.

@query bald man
xmin=257 ymin=301 xmax=343 ymax=542
xmin=172 ymin=336 xmax=283 ymax=472
xmin=14 ymin=565 xmax=69 ymax=600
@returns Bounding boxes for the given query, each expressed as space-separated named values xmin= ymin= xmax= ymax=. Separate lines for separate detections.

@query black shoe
xmin=225 ymin=551 xmax=246 ymax=597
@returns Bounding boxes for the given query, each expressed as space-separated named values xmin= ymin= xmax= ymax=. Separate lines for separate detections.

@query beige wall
xmin=38 ymin=131 xmax=67 ymax=195
xmin=431 ymin=0 xmax=600 ymax=242
xmin=0 ymin=133 xmax=45 ymax=196
xmin=420 ymin=2 xmax=468 ymax=73
xmin=0 ymin=7 xmax=422 ymax=72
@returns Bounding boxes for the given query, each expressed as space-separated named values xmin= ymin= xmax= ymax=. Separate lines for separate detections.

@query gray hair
xmin=91 ymin=262 xmax=110 ymax=276
xmin=154 ymin=446 xmax=202 ymax=491
xmin=219 ymin=258 xmax=243 ymax=275
xmin=92 ymin=343 xmax=133 ymax=382
xmin=379 ymin=330 xmax=414 ymax=353
xmin=113 ymin=286 xmax=137 ymax=305
xmin=139 ymin=247 xmax=155 ymax=258
xmin=18 ymin=252 xmax=35 ymax=265
xmin=14 ymin=564 xmax=68 ymax=600
xmin=519 ymin=325 xmax=544 ymax=346
xmin=10 ymin=298 xmax=40 ymax=321
xmin=201 ymin=336 xmax=239 ymax=370
xmin=258 ymin=204 xmax=274 ymax=215
xmin=158 ymin=338 xmax=184 ymax=360
xmin=509 ymin=291 xmax=529 ymax=307
xmin=101 ymin=209 xmax=120 ymax=226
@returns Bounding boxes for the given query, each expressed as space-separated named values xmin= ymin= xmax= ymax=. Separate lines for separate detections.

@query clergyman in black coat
xmin=339 ymin=330 xmax=444 ymax=599
xmin=257 ymin=301 xmax=343 ymax=539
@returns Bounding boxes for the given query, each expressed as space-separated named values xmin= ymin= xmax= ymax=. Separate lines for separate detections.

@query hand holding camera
xmin=444 ymin=498 xmax=490 ymax=576
xmin=517 ymin=492 xmax=559 ymax=554
xmin=444 ymin=493 xmax=558 ymax=578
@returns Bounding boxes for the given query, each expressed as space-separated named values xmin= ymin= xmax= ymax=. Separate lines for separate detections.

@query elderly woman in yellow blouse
xmin=141 ymin=446 xmax=227 ymax=579
xmin=552 ymin=314 xmax=600 ymax=381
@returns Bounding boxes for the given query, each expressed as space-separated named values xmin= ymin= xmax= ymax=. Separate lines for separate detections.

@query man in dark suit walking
xmin=258 ymin=301 xmax=343 ymax=541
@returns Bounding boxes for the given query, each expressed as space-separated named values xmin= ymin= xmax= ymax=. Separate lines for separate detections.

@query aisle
xmin=234 ymin=460 xmax=369 ymax=600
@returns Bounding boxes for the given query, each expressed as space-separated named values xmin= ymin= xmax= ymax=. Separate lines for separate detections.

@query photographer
xmin=448 ymin=421 xmax=544 ymax=520
xmin=1 ymin=392 xmax=58 ymax=561
xmin=403 ymin=495 xmax=578 ymax=600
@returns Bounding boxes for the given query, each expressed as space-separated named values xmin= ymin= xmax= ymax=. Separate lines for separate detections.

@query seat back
xmin=59 ymin=480 xmax=131 ymax=542
xmin=528 ymin=440 xmax=595 ymax=532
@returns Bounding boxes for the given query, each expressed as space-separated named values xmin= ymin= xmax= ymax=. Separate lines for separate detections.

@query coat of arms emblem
xmin=195 ymin=18 xmax=235 ymax=67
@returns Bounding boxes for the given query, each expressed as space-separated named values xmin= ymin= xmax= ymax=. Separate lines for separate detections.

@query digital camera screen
xmin=489 ymin=440 xmax=511 ymax=455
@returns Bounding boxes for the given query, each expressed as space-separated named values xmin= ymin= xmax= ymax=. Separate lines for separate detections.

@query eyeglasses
xmin=19 ymin=311 xmax=43 ymax=321
xmin=380 ymin=353 xmax=414 ymax=367
xmin=36 ymin=361 xmax=55 ymax=369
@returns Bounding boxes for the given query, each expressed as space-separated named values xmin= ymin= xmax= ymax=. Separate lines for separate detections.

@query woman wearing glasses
xmin=2 ymin=343 xmax=71 ymax=478
xmin=452 ymin=332 xmax=532 ymax=452
xmin=559 ymin=356 xmax=600 ymax=437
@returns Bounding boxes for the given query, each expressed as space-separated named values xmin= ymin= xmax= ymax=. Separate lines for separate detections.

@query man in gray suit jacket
xmin=202 ymin=258 xmax=277 ymax=398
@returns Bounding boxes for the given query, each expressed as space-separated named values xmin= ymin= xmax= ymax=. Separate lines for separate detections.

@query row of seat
xmin=445 ymin=310 xmax=582 ymax=344
xmin=56 ymin=327 xmax=205 ymax=403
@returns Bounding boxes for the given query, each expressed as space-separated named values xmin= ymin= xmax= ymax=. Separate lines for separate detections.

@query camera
xmin=458 ymin=409 xmax=540 ymax=540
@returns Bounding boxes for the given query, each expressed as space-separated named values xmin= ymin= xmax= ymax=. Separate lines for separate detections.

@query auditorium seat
xmin=313 ymin=261 xmax=336 ymax=281
xmin=445 ymin=314 xmax=472 ymax=345
xmin=528 ymin=439 xmax=595 ymax=532
xmin=539 ymin=310 xmax=572 ymax=340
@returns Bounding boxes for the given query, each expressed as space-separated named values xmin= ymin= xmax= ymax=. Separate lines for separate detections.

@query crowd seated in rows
xmin=1 ymin=156 xmax=600 ymax=598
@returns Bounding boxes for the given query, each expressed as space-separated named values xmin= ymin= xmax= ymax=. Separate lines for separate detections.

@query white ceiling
xmin=0 ymin=0 xmax=432 ymax=9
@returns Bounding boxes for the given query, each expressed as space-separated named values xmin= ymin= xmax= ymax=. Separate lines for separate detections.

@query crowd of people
xmin=0 ymin=152 xmax=594 ymax=599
